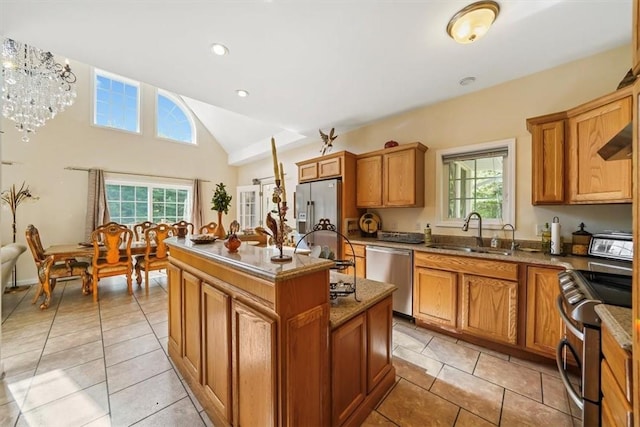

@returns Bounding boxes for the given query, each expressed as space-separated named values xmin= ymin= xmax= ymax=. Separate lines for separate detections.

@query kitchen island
xmin=165 ymin=238 xmax=396 ymax=427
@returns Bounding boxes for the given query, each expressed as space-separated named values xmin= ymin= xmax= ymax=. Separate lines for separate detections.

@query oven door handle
xmin=556 ymin=338 xmax=584 ymax=411
xmin=556 ymin=295 xmax=584 ymax=340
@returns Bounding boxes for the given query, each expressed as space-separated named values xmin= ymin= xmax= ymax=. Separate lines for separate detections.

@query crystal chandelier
xmin=1 ymin=38 xmax=77 ymax=142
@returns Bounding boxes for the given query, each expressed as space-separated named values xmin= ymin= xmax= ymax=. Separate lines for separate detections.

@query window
xmin=94 ymin=69 xmax=140 ymax=133
xmin=156 ymin=90 xmax=195 ymax=144
xmin=436 ymin=138 xmax=515 ymax=229
xmin=106 ymin=181 xmax=191 ymax=228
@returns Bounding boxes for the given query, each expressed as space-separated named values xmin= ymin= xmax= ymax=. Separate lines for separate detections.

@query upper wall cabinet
xmin=356 ymin=142 xmax=428 ymax=208
xmin=526 ymin=86 xmax=632 ymax=205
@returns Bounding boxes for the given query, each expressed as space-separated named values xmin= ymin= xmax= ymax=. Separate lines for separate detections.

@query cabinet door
xmin=167 ymin=264 xmax=182 ymax=356
xmin=202 ymin=283 xmax=232 ymax=423
xmin=332 ymin=313 xmax=367 ymax=426
xmin=367 ymin=297 xmax=392 ymax=393
xmin=182 ymin=271 xmax=202 ymax=381
xmin=414 ymin=267 xmax=457 ymax=328
xmin=460 ymin=274 xmax=518 ymax=345
xmin=568 ymin=96 xmax=632 ymax=203
xmin=384 ymin=148 xmax=418 ymax=206
xmin=319 ymin=157 xmax=341 ymax=178
xmin=232 ymin=300 xmax=277 ymax=427
xmin=356 ymin=156 xmax=382 ymax=207
xmin=298 ymin=162 xmax=318 ymax=182
xmin=525 ymin=267 xmax=564 ymax=357
xmin=531 ymin=120 xmax=565 ymax=204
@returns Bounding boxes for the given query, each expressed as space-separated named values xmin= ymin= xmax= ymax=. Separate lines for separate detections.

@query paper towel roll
xmin=551 ymin=219 xmax=561 ymax=255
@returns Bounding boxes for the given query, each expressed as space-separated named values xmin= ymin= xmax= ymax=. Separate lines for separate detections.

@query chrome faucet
xmin=462 ymin=212 xmax=483 ymax=247
xmin=501 ymin=223 xmax=518 ymax=251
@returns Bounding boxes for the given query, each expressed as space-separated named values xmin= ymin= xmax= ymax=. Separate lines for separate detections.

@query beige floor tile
xmin=500 ymin=390 xmax=573 ymax=427
xmin=15 ymin=382 xmax=109 ymax=427
xmin=3 ymin=349 xmax=42 ymax=377
xmin=0 ymin=370 xmax=35 ymax=407
xmin=377 ymin=379 xmax=458 ymax=426
xmin=423 ymin=337 xmax=480 ymax=374
xmin=49 ymin=314 xmax=101 ymax=338
xmin=431 ymin=365 xmax=503 ymax=425
xmin=99 ymin=302 xmax=141 ymax=321
xmin=393 ymin=324 xmax=434 ymax=346
xmin=133 ymin=396 xmax=204 ymax=426
xmin=106 ymin=348 xmax=171 ymax=393
xmin=456 ymin=341 xmax=510 ymax=361
xmin=2 ymin=332 xmax=48 ymax=358
xmin=109 ymin=369 xmax=186 ymax=426
xmin=104 ymin=333 xmax=160 ymax=367
xmin=151 ymin=320 xmax=169 ymax=339
xmin=2 ymin=320 xmax=52 ymax=341
xmin=22 ymin=358 xmax=106 ymax=412
xmin=569 ymin=396 xmax=582 ymax=420
xmin=392 ymin=356 xmax=437 ymax=391
xmin=473 ymin=353 xmax=542 ymax=402
xmin=42 ymin=326 xmax=102 ymax=355
xmin=201 ymin=409 xmax=215 ymax=427
xmin=138 ymin=299 xmax=167 ymax=315
xmin=454 ymin=409 xmax=496 ymax=426
xmin=509 ymin=355 xmax=561 ymax=379
xmin=542 ymin=373 xmax=571 ymax=415
xmin=0 ymin=401 xmax=22 ymax=427
xmin=102 ymin=320 xmax=154 ymax=348
xmin=393 ymin=346 xmax=443 ymax=378
xmin=36 ymin=340 xmax=103 ymax=375
xmin=182 ymin=379 xmax=203 ymax=412
xmin=145 ymin=308 xmax=168 ymax=324
xmin=393 ymin=329 xmax=427 ymax=353
xmin=572 ymin=416 xmax=581 ymax=427
xmin=83 ymin=414 xmax=112 ymax=426
xmin=100 ymin=310 xmax=147 ymax=332
xmin=361 ymin=410 xmax=398 ymax=426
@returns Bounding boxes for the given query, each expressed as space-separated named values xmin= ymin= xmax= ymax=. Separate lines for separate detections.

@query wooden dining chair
xmin=133 ymin=221 xmax=156 ymax=242
xmin=199 ymin=221 xmax=217 ymax=235
xmin=90 ymin=222 xmax=133 ymax=302
xmin=172 ymin=220 xmax=194 ymax=237
xmin=25 ymin=224 xmax=91 ymax=309
xmin=135 ymin=224 xmax=177 ymax=293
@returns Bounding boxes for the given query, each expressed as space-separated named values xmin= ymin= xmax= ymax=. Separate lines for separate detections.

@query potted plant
xmin=211 ymin=182 xmax=232 ymax=239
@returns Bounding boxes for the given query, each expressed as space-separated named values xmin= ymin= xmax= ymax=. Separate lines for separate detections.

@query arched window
xmin=156 ymin=90 xmax=196 ymax=144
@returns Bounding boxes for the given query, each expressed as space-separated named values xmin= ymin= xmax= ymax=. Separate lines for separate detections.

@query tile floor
xmin=0 ymin=275 xmax=581 ymax=426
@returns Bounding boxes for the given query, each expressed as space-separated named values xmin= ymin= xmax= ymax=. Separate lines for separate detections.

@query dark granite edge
xmin=595 ymin=304 xmax=633 ymax=351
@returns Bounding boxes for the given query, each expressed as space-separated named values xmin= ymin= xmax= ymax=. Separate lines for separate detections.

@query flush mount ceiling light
xmin=459 ymin=76 xmax=476 ymax=86
xmin=447 ymin=1 xmax=500 ymax=44
xmin=236 ymin=89 xmax=249 ymax=97
xmin=211 ymin=43 xmax=229 ymax=56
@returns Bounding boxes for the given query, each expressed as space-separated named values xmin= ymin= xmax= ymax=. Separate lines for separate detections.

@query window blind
xmin=442 ymin=147 xmax=508 ymax=164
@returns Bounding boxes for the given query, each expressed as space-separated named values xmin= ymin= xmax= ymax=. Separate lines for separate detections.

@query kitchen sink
xmin=427 ymin=244 xmax=512 ymax=256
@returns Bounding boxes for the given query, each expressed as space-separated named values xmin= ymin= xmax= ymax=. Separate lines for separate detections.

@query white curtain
xmin=191 ymin=178 xmax=203 ymax=232
xmin=84 ymin=169 xmax=110 ymax=241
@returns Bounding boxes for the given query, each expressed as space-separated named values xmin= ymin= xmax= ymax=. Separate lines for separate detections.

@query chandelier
xmin=1 ymin=38 xmax=77 ymax=142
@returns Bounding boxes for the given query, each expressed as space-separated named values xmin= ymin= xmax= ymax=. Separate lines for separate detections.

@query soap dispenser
xmin=424 ymin=224 xmax=432 ymax=245
xmin=490 ymin=233 xmax=499 ymax=248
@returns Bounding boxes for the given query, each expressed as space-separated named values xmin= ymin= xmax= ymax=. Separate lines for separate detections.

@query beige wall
xmin=1 ymin=59 xmax=236 ymax=284
xmin=238 ymin=45 xmax=633 ymax=243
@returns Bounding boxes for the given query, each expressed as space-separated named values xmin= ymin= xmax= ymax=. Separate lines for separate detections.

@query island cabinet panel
xmin=232 ymin=300 xmax=277 ymax=427
xmin=460 ymin=274 xmax=518 ymax=345
xmin=183 ymin=271 xmax=202 ymax=381
xmin=529 ymin=119 xmax=565 ymax=204
xmin=525 ymin=266 xmax=564 ymax=357
xmin=202 ymin=284 xmax=232 ymax=422
xmin=167 ymin=263 xmax=182 ymax=356
xmin=355 ymin=156 xmax=383 ymax=208
xmin=414 ymin=267 xmax=458 ymax=328
xmin=332 ymin=313 xmax=367 ymax=427
xmin=366 ymin=296 xmax=393 ymax=393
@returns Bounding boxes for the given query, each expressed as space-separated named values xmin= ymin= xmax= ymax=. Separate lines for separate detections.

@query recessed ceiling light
xmin=236 ymin=89 xmax=249 ymax=97
xmin=211 ymin=43 xmax=229 ymax=56
xmin=459 ymin=76 xmax=476 ymax=86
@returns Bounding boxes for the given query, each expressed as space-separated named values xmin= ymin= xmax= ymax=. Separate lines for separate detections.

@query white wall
xmin=238 ymin=45 xmax=633 ymax=243
xmin=1 ymin=59 xmax=237 ymax=284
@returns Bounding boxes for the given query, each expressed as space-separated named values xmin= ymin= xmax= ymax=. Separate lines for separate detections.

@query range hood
xmin=598 ymin=122 xmax=632 ymax=161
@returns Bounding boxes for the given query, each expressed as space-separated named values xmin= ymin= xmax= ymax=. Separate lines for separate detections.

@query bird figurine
xmin=319 ymin=128 xmax=338 ymax=156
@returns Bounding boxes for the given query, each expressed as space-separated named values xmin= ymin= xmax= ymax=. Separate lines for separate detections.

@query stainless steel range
xmin=556 ymin=232 xmax=632 ymax=426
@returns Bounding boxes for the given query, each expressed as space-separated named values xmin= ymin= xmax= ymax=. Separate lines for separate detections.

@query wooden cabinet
xmin=525 ymin=266 xmax=564 ymax=357
xmin=414 ymin=267 xmax=458 ymax=328
xmin=167 ymin=263 xmax=182 ymax=356
xmin=356 ymin=142 xmax=427 ymax=208
xmin=528 ymin=118 xmax=565 ymax=204
xmin=344 ymin=242 xmax=366 ymax=278
xmin=567 ymin=94 xmax=632 ymax=203
xmin=183 ymin=270 xmax=202 ymax=380
xmin=297 ymin=151 xmax=350 ymax=183
xmin=366 ymin=297 xmax=393 ymax=393
xmin=601 ymin=323 xmax=634 ymax=427
xmin=527 ymin=86 xmax=632 ymax=205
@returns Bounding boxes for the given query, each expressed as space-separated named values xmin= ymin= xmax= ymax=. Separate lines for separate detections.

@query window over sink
xmin=435 ymin=138 xmax=515 ymax=229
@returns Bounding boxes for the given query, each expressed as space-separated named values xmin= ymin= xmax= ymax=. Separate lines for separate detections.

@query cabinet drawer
xmin=414 ymin=252 xmax=518 ymax=281
xmin=601 ymin=359 xmax=633 ymax=427
xmin=319 ymin=157 xmax=341 ymax=178
xmin=344 ymin=243 xmax=365 ymax=258
xmin=602 ymin=323 xmax=633 ymax=401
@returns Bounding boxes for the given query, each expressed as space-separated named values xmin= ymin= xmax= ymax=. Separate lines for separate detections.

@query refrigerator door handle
xmin=306 ymin=201 xmax=313 ymax=246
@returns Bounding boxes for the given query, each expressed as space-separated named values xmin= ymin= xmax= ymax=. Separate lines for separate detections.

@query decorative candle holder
xmin=268 ymin=179 xmax=292 ymax=263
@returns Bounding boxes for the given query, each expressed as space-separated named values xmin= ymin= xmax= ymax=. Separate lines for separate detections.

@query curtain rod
xmin=65 ymin=167 xmax=210 ymax=182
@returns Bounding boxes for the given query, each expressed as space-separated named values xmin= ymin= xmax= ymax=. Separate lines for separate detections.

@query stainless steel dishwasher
xmin=365 ymin=246 xmax=413 ymax=318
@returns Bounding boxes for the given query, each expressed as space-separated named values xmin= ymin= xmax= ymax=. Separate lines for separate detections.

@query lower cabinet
xmin=601 ymin=323 xmax=634 ymax=427
xmin=525 ymin=266 xmax=564 ymax=357
xmin=183 ymin=270 xmax=202 ymax=380
xmin=414 ymin=267 xmax=458 ymax=328
xmin=167 ymin=263 xmax=182 ymax=356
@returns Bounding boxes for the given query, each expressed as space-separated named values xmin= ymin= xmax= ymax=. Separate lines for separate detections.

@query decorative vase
xmin=224 ymin=234 xmax=241 ymax=253
xmin=214 ymin=211 xmax=226 ymax=239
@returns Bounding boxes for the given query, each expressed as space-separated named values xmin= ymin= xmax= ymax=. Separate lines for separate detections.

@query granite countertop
xmin=595 ymin=304 xmax=633 ymax=351
xmin=329 ymin=271 xmax=396 ymax=329
xmin=166 ymin=237 xmax=334 ymax=281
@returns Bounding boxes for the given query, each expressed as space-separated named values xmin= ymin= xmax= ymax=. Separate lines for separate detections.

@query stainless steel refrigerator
xmin=296 ymin=178 xmax=341 ymax=256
